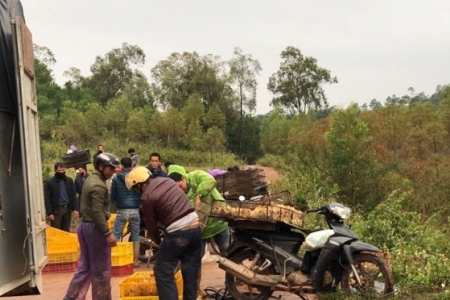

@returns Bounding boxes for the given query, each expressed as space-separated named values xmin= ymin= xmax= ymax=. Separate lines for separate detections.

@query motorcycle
xmin=217 ymin=202 xmax=394 ymax=300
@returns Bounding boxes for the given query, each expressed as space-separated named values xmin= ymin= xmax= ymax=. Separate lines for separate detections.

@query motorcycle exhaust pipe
xmin=217 ymin=257 xmax=279 ymax=287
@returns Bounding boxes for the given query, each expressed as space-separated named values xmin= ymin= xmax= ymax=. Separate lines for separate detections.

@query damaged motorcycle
xmin=217 ymin=202 xmax=394 ymax=299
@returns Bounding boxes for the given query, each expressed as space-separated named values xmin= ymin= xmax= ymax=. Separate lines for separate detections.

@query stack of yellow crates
xmin=44 ymin=227 xmax=79 ymax=273
xmin=119 ymin=270 xmax=183 ymax=300
xmin=111 ymin=242 xmax=134 ymax=276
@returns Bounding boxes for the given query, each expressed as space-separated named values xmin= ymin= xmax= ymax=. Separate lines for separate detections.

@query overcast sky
xmin=20 ymin=0 xmax=450 ymax=115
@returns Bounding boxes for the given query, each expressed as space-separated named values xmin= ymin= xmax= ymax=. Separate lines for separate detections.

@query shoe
xmin=133 ymin=261 xmax=140 ymax=268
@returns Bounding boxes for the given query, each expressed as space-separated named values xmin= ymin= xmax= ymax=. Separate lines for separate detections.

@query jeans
xmin=154 ymin=227 xmax=202 ymax=300
xmin=64 ymin=222 xmax=112 ymax=300
xmin=200 ymin=227 xmax=231 ymax=257
xmin=113 ymin=208 xmax=140 ymax=242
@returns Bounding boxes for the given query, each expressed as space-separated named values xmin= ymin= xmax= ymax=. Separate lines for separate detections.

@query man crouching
xmin=125 ymin=167 xmax=202 ymax=300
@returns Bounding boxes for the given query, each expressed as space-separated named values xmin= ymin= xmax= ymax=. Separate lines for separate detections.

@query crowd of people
xmin=44 ymin=145 xmax=231 ymax=300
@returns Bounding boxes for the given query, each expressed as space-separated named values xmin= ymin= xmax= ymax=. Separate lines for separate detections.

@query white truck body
xmin=0 ymin=1 xmax=47 ymax=295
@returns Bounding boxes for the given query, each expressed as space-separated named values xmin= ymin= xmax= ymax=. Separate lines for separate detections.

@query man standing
xmin=111 ymin=157 xmax=141 ymax=268
xmin=64 ymin=153 xmax=120 ymax=300
xmin=74 ymin=165 xmax=89 ymax=211
xmin=146 ymin=152 xmax=167 ymax=178
xmin=93 ymin=144 xmax=104 ymax=163
xmin=128 ymin=148 xmax=139 ymax=167
xmin=44 ymin=162 xmax=78 ymax=232
xmin=125 ymin=167 xmax=202 ymax=300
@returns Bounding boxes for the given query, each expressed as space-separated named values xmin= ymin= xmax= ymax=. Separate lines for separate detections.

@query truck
xmin=0 ymin=0 xmax=48 ymax=296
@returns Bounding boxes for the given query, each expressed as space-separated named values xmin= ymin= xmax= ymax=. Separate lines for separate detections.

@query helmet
xmin=94 ymin=153 xmax=120 ymax=170
xmin=125 ymin=166 xmax=152 ymax=190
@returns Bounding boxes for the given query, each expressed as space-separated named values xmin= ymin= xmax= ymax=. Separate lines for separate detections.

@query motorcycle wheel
xmin=341 ymin=253 xmax=394 ymax=297
xmin=225 ymin=249 xmax=274 ymax=300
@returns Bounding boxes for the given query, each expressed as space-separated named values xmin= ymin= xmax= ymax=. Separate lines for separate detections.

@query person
xmin=92 ymin=144 xmax=104 ymax=163
xmin=63 ymin=153 xmax=120 ymax=300
xmin=125 ymin=167 xmax=202 ymax=300
xmin=146 ymin=152 xmax=167 ymax=178
xmin=168 ymin=165 xmax=230 ymax=299
xmin=44 ymin=162 xmax=78 ymax=232
xmin=128 ymin=148 xmax=139 ymax=167
xmin=111 ymin=157 xmax=141 ymax=268
xmin=163 ymin=161 xmax=174 ymax=173
xmin=74 ymin=164 xmax=89 ymax=211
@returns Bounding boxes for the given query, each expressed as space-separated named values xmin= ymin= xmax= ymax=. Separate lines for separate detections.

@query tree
xmin=84 ymin=43 xmax=146 ymax=105
xmin=204 ymin=126 xmax=227 ymax=161
xmin=229 ymin=47 xmax=262 ymax=158
xmin=151 ymin=52 xmax=232 ymax=110
xmin=325 ymin=104 xmax=381 ymax=210
xmin=267 ymin=46 xmax=337 ymax=114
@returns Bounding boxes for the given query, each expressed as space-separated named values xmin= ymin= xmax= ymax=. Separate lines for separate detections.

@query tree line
xmin=35 ymin=43 xmax=336 ymax=164
xmin=36 ymin=42 xmax=450 ymax=290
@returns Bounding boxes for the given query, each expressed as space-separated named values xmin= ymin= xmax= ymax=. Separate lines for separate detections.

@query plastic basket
xmin=61 ymin=149 xmax=91 ymax=168
xmin=47 ymin=237 xmax=80 ymax=263
xmin=46 ymin=226 xmax=78 ymax=241
xmin=112 ymin=242 xmax=134 ymax=266
xmin=119 ymin=270 xmax=183 ymax=297
xmin=211 ymin=192 xmax=304 ymax=228
xmin=112 ymin=253 xmax=134 ymax=267
xmin=216 ymin=169 xmax=268 ymax=200
xmin=43 ymin=262 xmax=78 ymax=273
xmin=112 ymin=264 xmax=134 ymax=276
xmin=113 ymin=242 xmax=133 ymax=255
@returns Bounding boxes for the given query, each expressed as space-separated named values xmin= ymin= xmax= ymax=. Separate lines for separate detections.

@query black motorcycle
xmin=218 ymin=202 xmax=394 ymax=300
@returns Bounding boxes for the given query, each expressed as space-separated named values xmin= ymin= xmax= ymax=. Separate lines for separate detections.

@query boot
xmin=133 ymin=241 xmax=140 ymax=268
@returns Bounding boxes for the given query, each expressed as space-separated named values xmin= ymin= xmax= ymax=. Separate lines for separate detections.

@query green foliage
xmin=355 ymin=188 xmax=450 ymax=287
xmin=325 ymin=104 xmax=383 ymax=211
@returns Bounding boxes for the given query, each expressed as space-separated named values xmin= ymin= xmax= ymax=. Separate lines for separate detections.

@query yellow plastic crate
xmin=119 ymin=271 xmax=183 ymax=297
xmin=112 ymin=242 xmax=133 ymax=266
xmin=46 ymin=226 xmax=77 ymax=241
xmin=112 ymin=242 xmax=133 ymax=256
xmin=47 ymin=240 xmax=80 ymax=263
xmin=112 ymin=253 xmax=133 ymax=267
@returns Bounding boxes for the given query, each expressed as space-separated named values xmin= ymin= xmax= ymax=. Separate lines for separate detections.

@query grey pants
xmin=51 ymin=205 xmax=71 ymax=232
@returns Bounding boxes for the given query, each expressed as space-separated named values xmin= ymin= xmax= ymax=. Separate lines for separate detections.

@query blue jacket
xmin=147 ymin=166 xmax=167 ymax=178
xmin=111 ymin=169 xmax=141 ymax=209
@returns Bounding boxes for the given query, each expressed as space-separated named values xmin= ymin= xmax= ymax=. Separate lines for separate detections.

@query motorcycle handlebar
xmin=306 ymin=208 xmax=320 ymax=213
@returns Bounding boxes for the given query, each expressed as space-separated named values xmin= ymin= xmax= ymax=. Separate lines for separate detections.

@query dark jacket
xmin=146 ymin=166 xmax=167 ymax=178
xmin=111 ymin=169 xmax=141 ymax=209
xmin=141 ymin=177 xmax=195 ymax=244
xmin=93 ymin=151 xmax=102 ymax=164
xmin=80 ymin=170 xmax=111 ymax=235
xmin=44 ymin=175 xmax=77 ymax=216
xmin=74 ymin=173 xmax=89 ymax=210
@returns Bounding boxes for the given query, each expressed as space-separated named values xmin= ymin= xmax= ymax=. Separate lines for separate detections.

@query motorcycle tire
xmin=341 ymin=253 xmax=394 ymax=297
xmin=224 ymin=249 xmax=274 ymax=300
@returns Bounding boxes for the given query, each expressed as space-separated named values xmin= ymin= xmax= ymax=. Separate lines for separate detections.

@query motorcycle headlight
xmin=329 ymin=203 xmax=351 ymax=220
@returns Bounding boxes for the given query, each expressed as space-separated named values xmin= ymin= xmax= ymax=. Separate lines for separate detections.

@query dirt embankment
xmin=247 ymin=164 xmax=279 ymax=182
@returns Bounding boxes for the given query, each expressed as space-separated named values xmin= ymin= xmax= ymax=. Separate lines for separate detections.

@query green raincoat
xmin=168 ymin=165 xmax=228 ymax=240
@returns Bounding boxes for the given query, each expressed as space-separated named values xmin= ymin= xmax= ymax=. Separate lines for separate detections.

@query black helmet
xmin=94 ymin=152 xmax=120 ymax=170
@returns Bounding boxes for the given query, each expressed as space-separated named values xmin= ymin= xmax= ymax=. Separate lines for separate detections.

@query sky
xmin=20 ymin=0 xmax=450 ymax=115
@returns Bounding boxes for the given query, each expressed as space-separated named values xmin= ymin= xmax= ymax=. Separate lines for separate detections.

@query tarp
xmin=0 ymin=0 xmax=23 ymax=115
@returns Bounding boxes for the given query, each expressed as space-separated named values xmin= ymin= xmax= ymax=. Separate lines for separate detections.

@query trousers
xmin=64 ymin=222 xmax=112 ymax=300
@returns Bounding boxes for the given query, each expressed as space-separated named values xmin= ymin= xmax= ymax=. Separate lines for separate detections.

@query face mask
xmin=55 ymin=172 xmax=66 ymax=180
